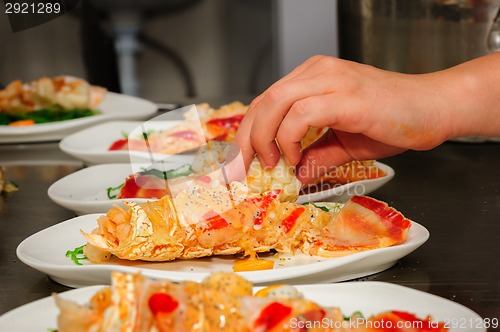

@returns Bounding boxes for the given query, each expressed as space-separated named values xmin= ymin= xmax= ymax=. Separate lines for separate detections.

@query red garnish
xmin=371 ymin=311 xmax=448 ymax=331
xmin=254 ymin=302 xmax=292 ymax=330
xmin=281 ymin=207 xmax=305 ymax=234
xmin=118 ymin=175 xmax=169 ymax=199
xmin=148 ymin=293 xmax=179 ymax=315
xmin=108 ymin=138 xmax=128 ymax=151
xmin=203 ymin=212 xmax=229 ymax=232
xmin=109 ymin=138 xmax=152 ymax=152
xmin=206 ymin=115 xmax=245 ymax=141
xmin=392 ymin=310 xmax=420 ymax=322
xmin=249 ymin=190 xmax=281 ymax=225
xmin=206 ymin=114 xmax=244 ymax=129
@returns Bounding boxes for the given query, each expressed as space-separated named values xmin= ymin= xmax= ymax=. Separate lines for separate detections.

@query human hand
xmin=232 ymin=55 xmax=454 ymax=184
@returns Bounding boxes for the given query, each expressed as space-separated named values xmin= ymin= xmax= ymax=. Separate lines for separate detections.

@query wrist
xmin=439 ymin=53 xmax=500 ymax=139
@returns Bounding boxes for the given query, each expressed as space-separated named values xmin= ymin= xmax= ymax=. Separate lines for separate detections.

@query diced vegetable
xmin=233 ymin=258 xmax=274 ymax=272
xmin=8 ymin=119 xmax=35 ymax=126
xmin=149 ymin=293 xmax=179 ymax=315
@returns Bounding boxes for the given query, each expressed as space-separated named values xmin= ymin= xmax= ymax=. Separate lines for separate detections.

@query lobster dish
xmin=54 ymin=272 xmax=447 ymax=331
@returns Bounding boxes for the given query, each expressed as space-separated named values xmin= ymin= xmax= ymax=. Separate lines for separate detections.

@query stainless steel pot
xmin=338 ymin=0 xmax=500 ymax=73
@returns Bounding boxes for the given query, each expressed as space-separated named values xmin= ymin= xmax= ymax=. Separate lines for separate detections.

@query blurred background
xmin=1 ymin=0 xmax=499 ymax=106
xmin=0 ymin=0 xmax=338 ymax=105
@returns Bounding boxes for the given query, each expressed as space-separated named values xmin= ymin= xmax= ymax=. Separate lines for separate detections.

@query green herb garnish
xmin=302 ymin=201 xmax=344 ymax=213
xmin=0 ymin=106 xmax=99 ymax=125
xmin=140 ymin=129 xmax=156 ymax=140
xmin=65 ymin=245 xmax=88 ymax=265
xmin=105 ymin=164 xmax=193 ymax=200
xmin=302 ymin=202 xmax=331 ymax=212
xmin=106 ymin=183 xmax=124 ymax=199
xmin=344 ymin=311 xmax=364 ymax=320
xmin=163 ymin=164 xmax=193 ymax=180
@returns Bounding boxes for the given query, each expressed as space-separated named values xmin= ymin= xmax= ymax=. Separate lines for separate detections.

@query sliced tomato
xmin=118 ymin=174 xmax=169 ymax=199
xmin=108 ymin=139 xmax=128 ymax=151
xmin=206 ymin=114 xmax=244 ymax=130
xmin=109 ymin=138 xmax=153 ymax=151
xmin=206 ymin=114 xmax=245 ymax=141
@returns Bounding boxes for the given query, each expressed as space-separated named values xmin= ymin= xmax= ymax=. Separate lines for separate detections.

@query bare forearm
xmin=232 ymin=53 xmax=500 ymax=179
xmin=438 ymin=52 xmax=500 ymax=139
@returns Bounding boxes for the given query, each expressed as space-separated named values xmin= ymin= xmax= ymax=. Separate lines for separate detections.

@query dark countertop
xmin=1 ymin=141 xmax=499 ymax=329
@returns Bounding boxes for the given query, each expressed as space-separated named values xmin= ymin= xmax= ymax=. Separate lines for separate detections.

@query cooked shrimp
xmin=0 ymin=80 xmax=33 ymax=112
xmin=0 ymin=76 xmax=106 ymax=113
xmin=53 ymin=77 xmax=90 ymax=109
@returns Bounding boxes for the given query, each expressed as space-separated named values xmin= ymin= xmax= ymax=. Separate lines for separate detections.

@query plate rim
xmin=16 ymin=212 xmax=429 ymax=286
xmin=0 ymin=281 xmax=484 ymax=332
xmin=58 ymin=119 xmax=186 ymax=164
xmin=0 ymin=92 xmax=158 ymax=143
xmin=47 ymin=161 xmax=396 ymax=215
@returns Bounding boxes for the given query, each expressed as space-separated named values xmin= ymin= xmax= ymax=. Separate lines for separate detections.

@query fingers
xmin=274 ymin=95 xmax=334 ymax=166
xmin=230 ymin=55 xmax=417 ymax=186
xmin=295 ymin=130 xmax=353 ymax=184
xmin=297 ymin=129 xmax=407 ymax=184
xmin=275 ymin=93 xmax=365 ymax=166
xmin=229 ymin=108 xmax=257 ymax=180
xmin=233 ymin=56 xmax=330 ymax=170
xmin=249 ymin=77 xmax=340 ymax=167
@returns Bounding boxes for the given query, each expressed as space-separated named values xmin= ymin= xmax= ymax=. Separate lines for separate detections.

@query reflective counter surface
xmin=1 ymin=141 xmax=499 ymax=330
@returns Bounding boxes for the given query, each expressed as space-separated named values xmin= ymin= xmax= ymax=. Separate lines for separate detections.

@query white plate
xmin=59 ymin=120 xmax=192 ymax=165
xmin=0 ymin=92 xmax=158 ymax=143
xmin=295 ymin=162 xmax=395 ymax=204
xmin=0 ymin=282 xmax=484 ymax=332
xmin=47 ymin=162 xmax=395 ymax=215
xmin=16 ymin=214 xmax=429 ymax=288
xmin=48 ymin=162 xmax=195 ymax=215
